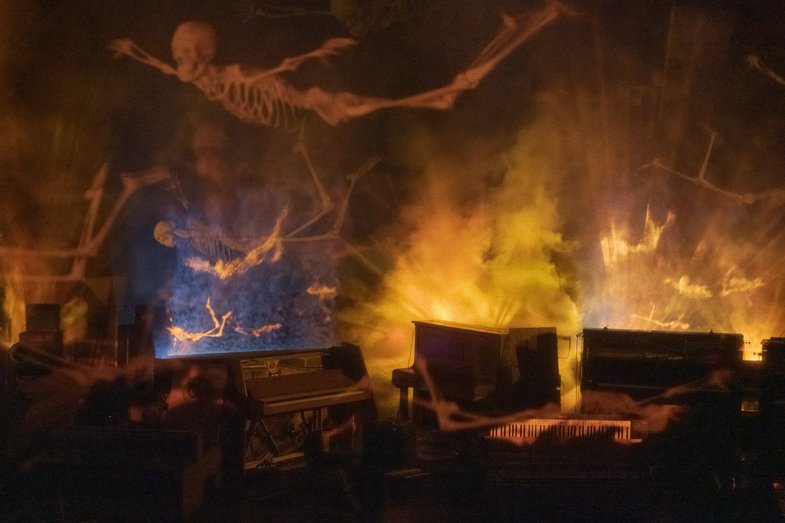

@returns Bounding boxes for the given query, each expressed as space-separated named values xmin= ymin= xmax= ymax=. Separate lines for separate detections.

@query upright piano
xmin=391 ymin=320 xmax=561 ymax=421
xmin=154 ymin=342 xmax=375 ymax=474
xmin=580 ymin=327 xmax=744 ymax=401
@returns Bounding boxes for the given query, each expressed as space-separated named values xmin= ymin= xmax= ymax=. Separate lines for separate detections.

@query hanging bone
xmin=109 ymin=1 xmax=568 ymax=131
xmin=643 ymin=126 xmax=785 ymax=206
xmin=285 ymin=126 xmax=380 ymax=237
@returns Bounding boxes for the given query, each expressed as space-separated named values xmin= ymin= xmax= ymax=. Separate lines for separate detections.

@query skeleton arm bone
xmin=316 ymin=1 xmax=568 ymax=114
xmin=244 ymin=37 xmax=357 ymax=82
xmin=327 ymin=156 xmax=380 ymax=237
xmin=645 ymin=158 xmax=751 ymax=204
xmin=644 ymin=127 xmax=745 ymax=202
xmin=108 ymin=38 xmax=178 ymax=76
xmin=459 ymin=1 xmax=572 ymax=88
xmin=647 ymin=158 xmax=785 ymax=206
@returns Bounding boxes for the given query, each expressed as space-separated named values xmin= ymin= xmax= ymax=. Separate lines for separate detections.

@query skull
xmin=154 ymin=220 xmax=175 ymax=247
xmin=171 ymin=20 xmax=216 ymax=82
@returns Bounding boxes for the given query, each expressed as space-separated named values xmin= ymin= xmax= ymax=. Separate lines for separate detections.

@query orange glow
xmin=307 ymin=284 xmax=337 ymax=300
xmin=2 ymin=277 xmax=25 ymax=343
xmin=591 ymin=205 xmax=781 ymax=360
xmin=168 ymin=297 xmax=232 ymax=349
xmin=233 ymin=322 xmax=282 ymax=337
xmin=167 ymin=297 xmax=283 ymax=352
xmin=341 ymin=121 xmax=582 ymax=412
xmin=600 ymin=209 xmax=675 ymax=272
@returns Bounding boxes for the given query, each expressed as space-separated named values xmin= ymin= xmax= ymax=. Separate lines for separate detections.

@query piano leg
xmin=245 ymin=417 xmax=282 ymax=458
xmin=397 ymin=387 xmax=410 ymax=422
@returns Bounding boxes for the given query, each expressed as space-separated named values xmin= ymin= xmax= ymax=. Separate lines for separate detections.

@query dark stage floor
xmin=3 ymin=346 xmax=785 ymax=522
xmin=196 ymin=463 xmax=785 ymax=523
xmin=6 ymin=445 xmax=785 ymax=523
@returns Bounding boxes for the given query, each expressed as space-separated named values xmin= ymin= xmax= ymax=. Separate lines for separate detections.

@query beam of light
xmin=340 ymin=118 xmax=582 ymax=413
xmin=588 ymin=204 xmax=781 ymax=360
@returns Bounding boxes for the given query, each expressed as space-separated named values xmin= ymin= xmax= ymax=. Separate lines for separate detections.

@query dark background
xmin=2 ymin=0 xmax=785 ymax=381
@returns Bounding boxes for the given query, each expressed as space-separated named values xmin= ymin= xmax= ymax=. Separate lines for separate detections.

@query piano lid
xmin=413 ymin=320 xmax=512 ymax=335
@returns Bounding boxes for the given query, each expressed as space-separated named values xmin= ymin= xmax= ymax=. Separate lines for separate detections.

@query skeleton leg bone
xmin=288 ymin=127 xmax=335 ymax=236
xmin=328 ymin=156 xmax=380 ymax=237
xmin=72 ymin=163 xmax=109 ymax=279
xmin=457 ymin=1 xmax=571 ymax=90
xmin=296 ymin=1 xmax=567 ymax=124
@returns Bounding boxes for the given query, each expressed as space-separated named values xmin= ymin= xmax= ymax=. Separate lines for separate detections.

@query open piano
xmin=392 ymin=322 xmax=748 ymax=518
xmin=392 ymin=321 xmax=561 ymax=419
xmin=391 ymin=320 xmax=562 ymax=462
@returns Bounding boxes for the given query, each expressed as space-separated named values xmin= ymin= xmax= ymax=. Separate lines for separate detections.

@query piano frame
xmin=154 ymin=342 xmax=375 ymax=474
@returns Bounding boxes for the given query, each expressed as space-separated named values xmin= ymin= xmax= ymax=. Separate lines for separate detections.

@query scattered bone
xmin=168 ymin=296 xmax=283 ymax=351
xmin=307 ymin=284 xmax=338 ymax=300
xmin=168 ymin=297 xmax=232 ymax=348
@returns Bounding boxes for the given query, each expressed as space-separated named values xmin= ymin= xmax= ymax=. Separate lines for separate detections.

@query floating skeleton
xmin=182 ymin=208 xmax=287 ymax=280
xmin=154 ymin=149 xmax=380 ymax=278
xmin=109 ymin=1 xmax=568 ymax=131
xmin=154 ymin=219 xmax=249 ymax=261
xmin=643 ymin=126 xmax=785 ymax=206
xmin=0 ymin=164 xmax=172 ymax=281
